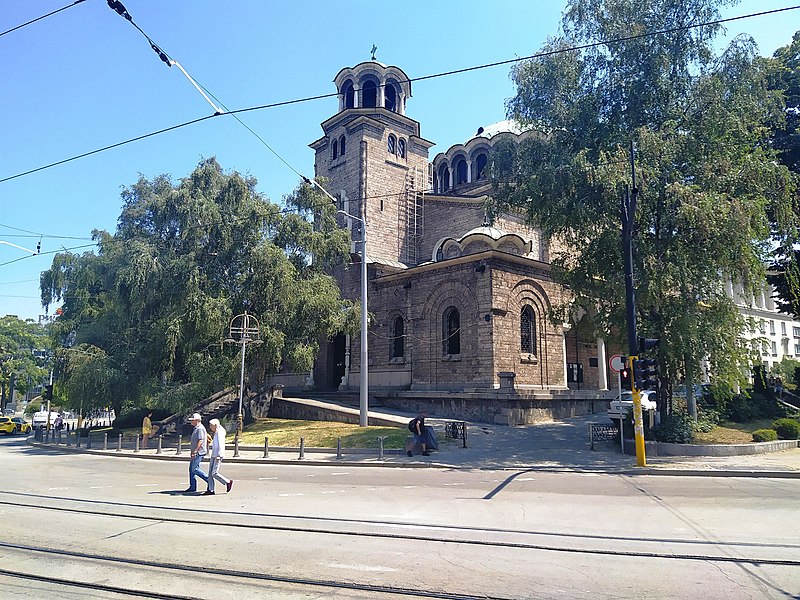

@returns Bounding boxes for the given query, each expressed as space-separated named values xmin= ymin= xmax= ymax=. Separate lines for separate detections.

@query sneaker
xmin=406 ymin=450 xmax=413 ymax=457
xmin=226 ymin=480 xmax=233 ymax=493
xmin=183 ymin=488 xmax=196 ymax=493
xmin=422 ymin=452 xmax=430 ymax=456
xmin=203 ymin=490 xmax=215 ymax=495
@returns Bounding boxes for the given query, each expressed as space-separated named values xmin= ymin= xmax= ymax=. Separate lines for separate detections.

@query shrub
xmin=652 ymin=412 xmax=694 ymax=443
xmin=694 ymin=408 xmax=720 ymax=433
xmin=112 ymin=408 xmax=171 ymax=431
xmin=752 ymin=429 xmax=778 ymax=442
xmin=726 ymin=393 xmax=758 ymax=422
xmin=771 ymin=418 xmax=800 ymax=440
xmin=700 ymin=383 xmax=732 ymax=414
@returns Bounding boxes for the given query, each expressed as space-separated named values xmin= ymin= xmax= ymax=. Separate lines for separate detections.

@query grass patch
xmin=693 ymin=419 xmax=776 ymax=444
xmin=234 ymin=418 xmax=409 ymax=449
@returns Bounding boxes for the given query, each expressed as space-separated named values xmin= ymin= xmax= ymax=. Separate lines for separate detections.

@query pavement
xmin=27 ymin=402 xmax=800 ymax=477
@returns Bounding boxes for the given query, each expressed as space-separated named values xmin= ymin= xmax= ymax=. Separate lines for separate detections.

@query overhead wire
xmin=1 ymin=5 xmax=797 ymax=186
xmin=0 ymin=0 xmax=87 ymax=39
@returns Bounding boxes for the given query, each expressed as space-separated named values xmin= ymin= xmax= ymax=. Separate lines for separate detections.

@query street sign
xmin=609 ymin=354 xmax=625 ymax=373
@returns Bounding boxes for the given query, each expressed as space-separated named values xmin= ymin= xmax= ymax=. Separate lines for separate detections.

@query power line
xmin=0 ymin=0 xmax=87 ymax=39
xmin=0 ymin=222 xmax=93 ymax=241
xmin=0 ymin=243 xmax=97 ymax=269
xmin=2 ymin=4 xmax=797 ymax=186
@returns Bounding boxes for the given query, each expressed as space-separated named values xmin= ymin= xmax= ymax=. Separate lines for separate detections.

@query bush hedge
xmin=752 ymin=429 xmax=778 ymax=442
xmin=771 ymin=418 xmax=800 ymax=440
xmin=652 ymin=412 xmax=694 ymax=443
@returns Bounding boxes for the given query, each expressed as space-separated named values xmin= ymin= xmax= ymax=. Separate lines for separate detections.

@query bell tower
xmin=310 ymin=61 xmax=434 ymax=266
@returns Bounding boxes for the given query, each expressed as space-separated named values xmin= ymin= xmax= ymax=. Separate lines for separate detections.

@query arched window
xmin=343 ymin=80 xmax=355 ymax=109
xmin=339 ymin=135 xmax=346 ymax=156
xmin=438 ymin=164 xmax=450 ymax=192
xmin=385 ymin=85 xmax=397 ymax=112
xmin=475 ymin=153 xmax=488 ymax=180
xmin=332 ymin=139 xmax=338 ymax=160
xmin=443 ymin=306 xmax=461 ymax=356
xmin=520 ymin=305 xmax=536 ymax=354
xmin=397 ymin=138 xmax=406 ymax=159
xmin=391 ymin=315 xmax=404 ymax=358
xmin=362 ymin=80 xmax=377 ymax=108
xmin=455 ymin=158 xmax=468 ymax=185
xmin=387 ymin=134 xmax=396 ymax=154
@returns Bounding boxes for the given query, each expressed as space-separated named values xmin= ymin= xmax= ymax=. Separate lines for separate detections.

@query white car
xmin=608 ymin=390 xmax=657 ymax=418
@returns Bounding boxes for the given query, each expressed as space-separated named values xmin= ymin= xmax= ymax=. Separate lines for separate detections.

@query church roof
xmin=472 ymin=119 xmax=525 ymax=141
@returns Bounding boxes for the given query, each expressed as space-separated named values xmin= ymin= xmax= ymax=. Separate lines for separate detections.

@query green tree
xmin=0 ymin=315 xmax=49 ymax=409
xmin=41 ymin=158 xmax=352 ymax=416
xmin=495 ymin=0 xmax=797 ymax=415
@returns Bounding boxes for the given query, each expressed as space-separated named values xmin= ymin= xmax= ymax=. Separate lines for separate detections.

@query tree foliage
xmin=41 ymin=158 xmax=352 ymax=416
xmin=495 ymin=0 xmax=798 ymax=401
xmin=0 ymin=316 xmax=49 ymax=403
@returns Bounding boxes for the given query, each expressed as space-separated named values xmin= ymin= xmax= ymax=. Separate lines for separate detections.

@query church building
xmin=282 ymin=60 xmax=617 ymax=424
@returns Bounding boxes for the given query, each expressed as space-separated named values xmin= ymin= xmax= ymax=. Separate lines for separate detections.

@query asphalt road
xmin=1 ymin=435 xmax=798 ymax=599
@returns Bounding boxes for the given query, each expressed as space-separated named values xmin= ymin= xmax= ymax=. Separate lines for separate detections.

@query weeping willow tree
xmin=41 ymin=158 xmax=353 ymax=416
xmin=493 ymin=0 xmax=799 ymax=412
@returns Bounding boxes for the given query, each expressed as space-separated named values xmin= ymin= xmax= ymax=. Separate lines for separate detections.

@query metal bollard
xmin=45 ymin=428 xmax=50 ymax=444
xmin=378 ymin=436 xmax=387 ymax=460
xmin=134 ymin=434 xmax=140 ymax=453
xmin=299 ymin=437 xmax=305 ymax=460
xmin=86 ymin=431 xmax=92 ymax=449
xmin=176 ymin=435 xmax=182 ymax=455
xmin=263 ymin=436 xmax=269 ymax=458
xmin=336 ymin=437 xmax=343 ymax=460
xmin=65 ymin=431 xmax=71 ymax=447
xmin=76 ymin=431 xmax=81 ymax=448
xmin=103 ymin=433 xmax=108 ymax=451
xmin=234 ymin=436 xmax=240 ymax=458
xmin=117 ymin=433 xmax=123 ymax=452
xmin=156 ymin=435 xmax=163 ymax=454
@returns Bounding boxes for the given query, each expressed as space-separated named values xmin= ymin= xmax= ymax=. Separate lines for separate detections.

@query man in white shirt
xmin=205 ymin=418 xmax=233 ymax=495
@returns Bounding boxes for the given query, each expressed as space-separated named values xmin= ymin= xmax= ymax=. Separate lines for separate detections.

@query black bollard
xmin=299 ymin=437 xmax=305 ymax=460
xmin=263 ymin=436 xmax=269 ymax=459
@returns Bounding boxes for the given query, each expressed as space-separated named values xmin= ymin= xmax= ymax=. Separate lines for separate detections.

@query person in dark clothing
xmin=408 ymin=412 xmax=430 ymax=457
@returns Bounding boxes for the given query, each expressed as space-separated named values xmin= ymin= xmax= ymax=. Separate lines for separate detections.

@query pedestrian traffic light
xmin=634 ymin=357 xmax=659 ymax=390
xmin=43 ymin=384 xmax=53 ymax=401
xmin=620 ymin=357 xmax=631 ymax=388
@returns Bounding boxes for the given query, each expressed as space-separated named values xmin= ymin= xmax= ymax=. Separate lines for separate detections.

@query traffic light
xmin=43 ymin=384 xmax=53 ymax=401
xmin=620 ymin=357 xmax=631 ymax=388
xmin=634 ymin=357 xmax=659 ymax=390
xmin=638 ymin=337 xmax=660 ymax=354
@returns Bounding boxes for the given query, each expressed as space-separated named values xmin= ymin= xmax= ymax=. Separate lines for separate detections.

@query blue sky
xmin=1 ymin=1 xmax=797 ymax=322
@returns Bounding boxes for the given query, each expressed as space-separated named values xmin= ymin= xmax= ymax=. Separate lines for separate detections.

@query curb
xmin=27 ymin=440 xmax=800 ymax=477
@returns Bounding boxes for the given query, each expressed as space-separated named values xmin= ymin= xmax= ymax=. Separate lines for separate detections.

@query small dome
xmin=473 ymin=120 xmax=524 ymax=141
xmin=459 ymin=225 xmax=507 ymax=241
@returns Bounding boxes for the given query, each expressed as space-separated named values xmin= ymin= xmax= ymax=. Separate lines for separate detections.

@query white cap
xmin=189 ymin=413 xmax=202 ymax=422
xmin=209 ymin=418 xmax=220 ymax=426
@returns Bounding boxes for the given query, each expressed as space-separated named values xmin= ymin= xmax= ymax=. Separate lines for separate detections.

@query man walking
xmin=185 ymin=413 xmax=209 ymax=493
xmin=205 ymin=418 xmax=233 ymax=495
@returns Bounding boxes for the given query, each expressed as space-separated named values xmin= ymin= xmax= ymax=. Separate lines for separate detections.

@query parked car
xmin=3 ymin=407 xmax=15 ymax=416
xmin=32 ymin=411 xmax=61 ymax=428
xmin=672 ymin=384 xmax=708 ymax=400
xmin=0 ymin=416 xmax=19 ymax=435
xmin=608 ymin=390 xmax=657 ymax=418
xmin=10 ymin=417 xmax=31 ymax=434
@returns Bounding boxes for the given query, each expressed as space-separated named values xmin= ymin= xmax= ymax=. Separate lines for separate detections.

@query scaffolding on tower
xmin=402 ymin=164 xmax=430 ymax=265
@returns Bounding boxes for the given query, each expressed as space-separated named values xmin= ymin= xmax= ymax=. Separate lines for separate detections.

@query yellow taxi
xmin=0 ymin=416 xmax=31 ymax=435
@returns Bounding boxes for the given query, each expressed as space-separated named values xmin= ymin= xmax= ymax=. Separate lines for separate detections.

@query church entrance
xmin=325 ymin=333 xmax=347 ymax=390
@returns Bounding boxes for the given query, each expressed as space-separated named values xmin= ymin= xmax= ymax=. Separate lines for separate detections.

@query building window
xmin=385 ymin=85 xmax=397 ymax=112
xmin=772 ymin=341 xmax=778 ymax=356
xmin=782 ymin=322 xmax=786 ymax=336
xmin=795 ymin=343 xmax=800 ymax=355
xmin=455 ymin=158 xmax=468 ymax=185
xmin=443 ymin=306 xmax=461 ymax=356
xmin=760 ymin=320 xmax=766 ymax=334
xmin=339 ymin=135 xmax=346 ymax=156
xmin=391 ymin=316 xmax=404 ymax=358
xmin=332 ymin=139 xmax=338 ymax=160
xmin=398 ymin=138 xmax=406 ymax=159
xmin=794 ymin=327 xmax=800 ymax=338
xmin=438 ymin=165 xmax=450 ymax=192
xmin=520 ymin=305 xmax=536 ymax=354
xmin=387 ymin=134 xmax=396 ymax=155
xmin=475 ymin=153 xmax=488 ymax=180
xmin=343 ymin=80 xmax=355 ymax=109
xmin=362 ymin=80 xmax=377 ymax=108
xmin=770 ymin=320 xmax=775 ymax=335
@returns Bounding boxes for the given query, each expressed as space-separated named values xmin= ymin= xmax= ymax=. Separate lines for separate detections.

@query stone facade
xmin=272 ymin=60 xmax=618 ymax=421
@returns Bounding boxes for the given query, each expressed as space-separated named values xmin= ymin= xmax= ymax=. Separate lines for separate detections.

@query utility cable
xmin=2 ymin=5 xmax=797 ymax=185
xmin=0 ymin=0 xmax=87 ymax=39
xmin=0 ymin=243 xmax=97 ymax=268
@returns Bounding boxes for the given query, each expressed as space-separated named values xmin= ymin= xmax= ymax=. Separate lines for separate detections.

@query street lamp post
xmin=305 ymin=178 xmax=369 ymax=427
xmin=224 ymin=312 xmax=262 ymax=455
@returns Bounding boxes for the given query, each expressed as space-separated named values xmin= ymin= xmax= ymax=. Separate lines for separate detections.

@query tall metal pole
xmin=236 ymin=333 xmax=247 ymax=452
xmin=359 ymin=229 xmax=368 ymax=427
xmin=622 ymin=140 xmax=646 ymax=467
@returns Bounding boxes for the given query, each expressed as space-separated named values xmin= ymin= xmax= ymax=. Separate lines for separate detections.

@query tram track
xmin=0 ymin=543 xmax=505 ymax=600
xmin=1 ymin=493 xmax=798 ymax=566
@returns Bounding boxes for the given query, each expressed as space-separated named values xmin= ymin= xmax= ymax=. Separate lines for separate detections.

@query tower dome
xmin=333 ymin=62 xmax=412 ymax=115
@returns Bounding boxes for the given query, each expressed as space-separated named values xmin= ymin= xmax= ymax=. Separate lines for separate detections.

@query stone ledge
xmin=623 ymin=439 xmax=799 ymax=457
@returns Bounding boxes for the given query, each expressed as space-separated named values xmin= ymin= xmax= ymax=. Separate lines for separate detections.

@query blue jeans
xmin=188 ymin=454 xmax=208 ymax=491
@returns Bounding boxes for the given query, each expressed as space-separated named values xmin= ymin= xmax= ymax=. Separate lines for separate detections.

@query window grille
xmin=520 ymin=306 xmax=536 ymax=354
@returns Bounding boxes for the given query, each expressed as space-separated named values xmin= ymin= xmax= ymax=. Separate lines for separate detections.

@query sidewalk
xmin=29 ymin=403 xmax=800 ymax=477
